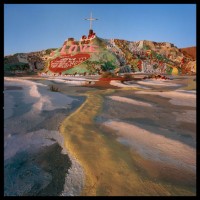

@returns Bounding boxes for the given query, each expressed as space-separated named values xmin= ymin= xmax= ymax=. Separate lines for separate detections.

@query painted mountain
xmin=4 ymin=31 xmax=196 ymax=76
xmin=42 ymin=31 xmax=196 ymax=75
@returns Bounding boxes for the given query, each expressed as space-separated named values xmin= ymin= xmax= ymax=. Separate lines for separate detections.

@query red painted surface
xmin=59 ymin=44 xmax=99 ymax=55
xmin=137 ymin=60 xmax=142 ymax=71
xmin=50 ymin=44 xmax=99 ymax=58
xmin=49 ymin=53 xmax=90 ymax=73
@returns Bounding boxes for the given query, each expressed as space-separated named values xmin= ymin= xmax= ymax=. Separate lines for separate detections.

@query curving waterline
xmin=60 ymin=88 xmax=195 ymax=196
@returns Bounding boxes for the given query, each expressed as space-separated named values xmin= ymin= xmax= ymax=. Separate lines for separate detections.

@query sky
xmin=4 ymin=4 xmax=196 ymax=55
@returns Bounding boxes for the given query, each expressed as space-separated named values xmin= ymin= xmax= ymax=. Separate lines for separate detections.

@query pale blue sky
xmin=4 ymin=4 xmax=196 ymax=55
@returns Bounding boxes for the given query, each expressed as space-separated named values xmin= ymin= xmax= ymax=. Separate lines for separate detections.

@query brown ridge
xmin=180 ymin=47 xmax=196 ymax=60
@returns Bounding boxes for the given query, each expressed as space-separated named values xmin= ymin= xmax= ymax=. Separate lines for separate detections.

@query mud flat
xmin=60 ymin=75 xmax=196 ymax=195
xmin=4 ymin=77 xmax=85 ymax=196
xmin=4 ymin=75 xmax=196 ymax=196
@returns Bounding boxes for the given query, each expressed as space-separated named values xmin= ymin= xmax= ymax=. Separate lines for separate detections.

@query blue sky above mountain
xmin=4 ymin=4 xmax=196 ymax=55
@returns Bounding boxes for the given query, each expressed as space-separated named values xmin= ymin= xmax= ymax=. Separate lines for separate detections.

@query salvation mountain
xmin=4 ymin=32 xmax=196 ymax=76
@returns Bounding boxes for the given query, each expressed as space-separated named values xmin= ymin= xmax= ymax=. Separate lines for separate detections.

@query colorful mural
xmin=6 ymin=32 xmax=194 ymax=76
xmin=46 ymin=35 xmax=195 ymax=75
xmin=49 ymin=53 xmax=91 ymax=73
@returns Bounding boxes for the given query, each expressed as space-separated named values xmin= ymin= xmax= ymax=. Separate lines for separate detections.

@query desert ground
xmin=4 ymin=74 xmax=196 ymax=196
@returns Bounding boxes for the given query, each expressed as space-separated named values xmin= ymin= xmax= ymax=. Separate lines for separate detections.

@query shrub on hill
xmin=100 ymin=61 xmax=116 ymax=71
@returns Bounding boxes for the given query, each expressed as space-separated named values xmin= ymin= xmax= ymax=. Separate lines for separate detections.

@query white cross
xmin=84 ymin=12 xmax=98 ymax=30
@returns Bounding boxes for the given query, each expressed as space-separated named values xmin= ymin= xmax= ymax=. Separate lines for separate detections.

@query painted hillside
xmin=42 ymin=31 xmax=196 ymax=76
xmin=4 ymin=31 xmax=196 ymax=76
xmin=180 ymin=47 xmax=196 ymax=60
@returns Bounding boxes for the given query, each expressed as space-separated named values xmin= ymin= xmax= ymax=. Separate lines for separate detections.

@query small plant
xmin=100 ymin=61 xmax=116 ymax=71
xmin=49 ymin=85 xmax=60 ymax=92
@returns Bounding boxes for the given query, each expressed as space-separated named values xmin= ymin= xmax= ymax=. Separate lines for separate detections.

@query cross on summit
xmin=84 ymin=12 xmax=98 ymax=31
xmin=81 ymin=12 xmax=98 ymax=42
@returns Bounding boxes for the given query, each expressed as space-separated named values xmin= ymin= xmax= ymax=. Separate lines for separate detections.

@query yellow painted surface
xmin=194 ymin=63 xmax=196 ymax=72
xmin=172 ymin=67 xmax=178 ymax=75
